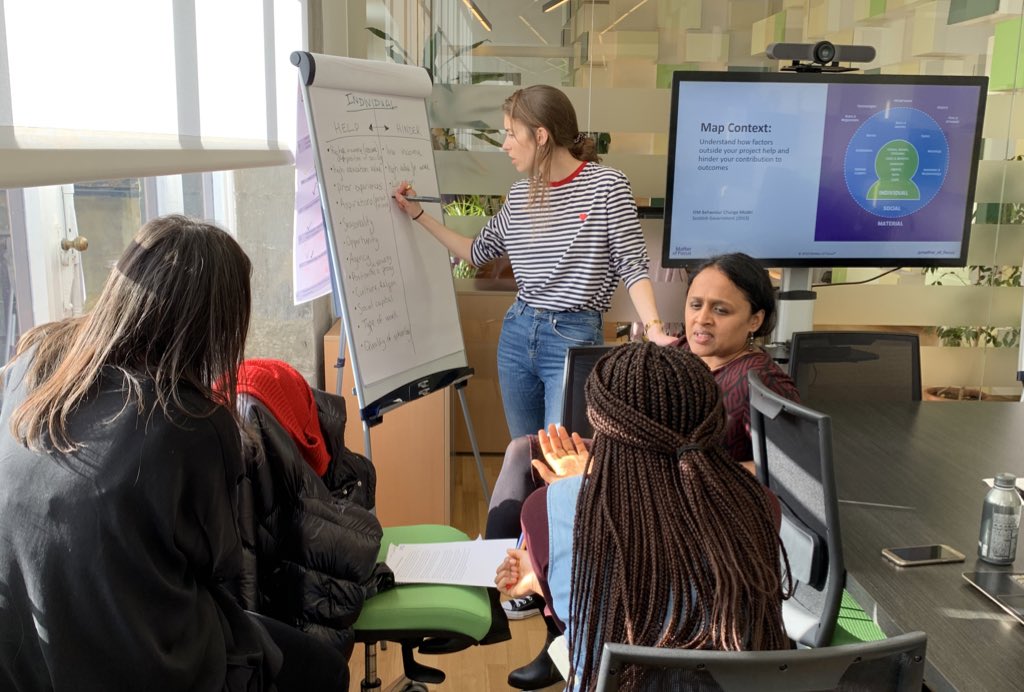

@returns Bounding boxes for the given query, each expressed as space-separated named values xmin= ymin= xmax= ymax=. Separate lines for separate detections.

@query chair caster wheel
xmin=401 ymin=683 xmax=428 ymax=692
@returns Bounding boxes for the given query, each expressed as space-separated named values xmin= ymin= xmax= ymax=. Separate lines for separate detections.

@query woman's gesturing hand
xmin=531 ymin=424 xmax=590 ymax=484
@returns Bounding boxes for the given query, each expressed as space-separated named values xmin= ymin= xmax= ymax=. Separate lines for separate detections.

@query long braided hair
xmin=568 ymin=342 xmax=790 ymax=690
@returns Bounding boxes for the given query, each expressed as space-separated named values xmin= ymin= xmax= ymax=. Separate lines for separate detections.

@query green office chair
xmin=354 ymin=524 xmax=492 ymax=691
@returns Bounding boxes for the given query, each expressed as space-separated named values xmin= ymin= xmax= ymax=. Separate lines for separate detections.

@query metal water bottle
xmin=978 ymin=473 xmax=1022 ymax=565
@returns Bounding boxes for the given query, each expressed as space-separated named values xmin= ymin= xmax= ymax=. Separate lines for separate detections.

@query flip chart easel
xmin=291 ymin=50 xmax=489 ymax=502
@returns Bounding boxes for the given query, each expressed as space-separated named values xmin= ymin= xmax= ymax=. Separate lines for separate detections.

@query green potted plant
xmin=443 ymin=195 xmax=487 ymax=280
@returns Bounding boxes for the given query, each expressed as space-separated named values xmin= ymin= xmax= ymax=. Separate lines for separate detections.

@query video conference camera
xmin=766 ymin=41 xmax=876 ymax=72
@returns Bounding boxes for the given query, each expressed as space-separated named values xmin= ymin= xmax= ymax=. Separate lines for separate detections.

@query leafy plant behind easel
xmin=444 ymin=195 xmax=507 ymax=279
xmin=444 ymin=196 xmax=488 ymax=279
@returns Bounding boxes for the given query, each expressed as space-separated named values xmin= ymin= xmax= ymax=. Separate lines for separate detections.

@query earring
xmin=746 ymin=332 xmax=755 ymax=351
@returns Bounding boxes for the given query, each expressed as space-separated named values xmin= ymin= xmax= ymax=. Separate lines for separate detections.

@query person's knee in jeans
xmin=485 ymin=435 xmax=542 ymax=539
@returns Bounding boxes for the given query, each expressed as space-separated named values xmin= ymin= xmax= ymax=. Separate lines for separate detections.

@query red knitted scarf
xmin=236 ymin=358 xmax=330 ymax=476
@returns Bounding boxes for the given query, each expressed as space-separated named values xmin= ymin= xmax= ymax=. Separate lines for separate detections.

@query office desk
xmin=819 ymin=400 xmax=1024 ymax=692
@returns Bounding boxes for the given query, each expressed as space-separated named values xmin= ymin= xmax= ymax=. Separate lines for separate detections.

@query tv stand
xmin=769 ymin=267 xmax=817 ymax=363
xmin=1018 ymin=298 xmax=1024 ymax=399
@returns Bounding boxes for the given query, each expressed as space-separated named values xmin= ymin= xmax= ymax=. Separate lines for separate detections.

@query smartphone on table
xmin=881 ymin=544 xmax=966 ymax=567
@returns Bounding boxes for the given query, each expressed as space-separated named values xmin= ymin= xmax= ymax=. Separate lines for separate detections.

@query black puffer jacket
xmin=233 ymin=389 xmax=384 ymax=659
xmin=314 ymin=389 xmax=376 ymax=511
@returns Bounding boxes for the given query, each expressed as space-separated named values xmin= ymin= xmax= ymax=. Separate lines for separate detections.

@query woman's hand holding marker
xmin=392 ymin=181 xmax=425 ymax=221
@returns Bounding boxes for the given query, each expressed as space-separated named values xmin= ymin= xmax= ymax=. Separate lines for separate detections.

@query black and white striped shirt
xmin=470 ymin=162 xmax=649 ymax=312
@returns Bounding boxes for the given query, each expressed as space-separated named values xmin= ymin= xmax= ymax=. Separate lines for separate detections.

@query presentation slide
xmin=666 ymin=78 xmax=983 ymax=264
xmin=670 ymin=81 xmax=827 ymax=260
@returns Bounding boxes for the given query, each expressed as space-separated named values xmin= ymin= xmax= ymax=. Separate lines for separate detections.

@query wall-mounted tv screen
xmin=662 ymin=72 xmax=988 ymax=268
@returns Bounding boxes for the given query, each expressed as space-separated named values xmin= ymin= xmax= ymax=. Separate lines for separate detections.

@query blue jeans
xmin=497 ymin=299 xmax=603 ymax=439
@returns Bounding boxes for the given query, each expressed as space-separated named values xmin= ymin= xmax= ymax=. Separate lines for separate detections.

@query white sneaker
xmin=502 ymin=594 xmax=542 ymax=620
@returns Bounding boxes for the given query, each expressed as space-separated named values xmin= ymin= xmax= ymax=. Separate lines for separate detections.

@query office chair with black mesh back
xmin=559 ymin=345 xmax=614 ymax=438
xmin=788 ymin=331 xmax=921 ymax=402
xmin=748 ymin=371 xmax=845 ymax=648
xmin=595 ymin=631 xmax=928 ymax=692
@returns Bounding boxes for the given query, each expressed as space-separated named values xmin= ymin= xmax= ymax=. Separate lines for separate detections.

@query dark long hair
xmin=694 ymin=253 xmax=777 ymax=338
xmin=11 ymin=215 xmax=252 ymax=452
xmin=568 ymin=343 xmax=790 ymax=690
xmin=503 ymin=84 xmax=600 ymax=206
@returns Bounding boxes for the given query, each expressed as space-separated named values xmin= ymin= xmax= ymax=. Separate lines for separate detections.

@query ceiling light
xmin=519 ymin=15 xmax=549 ymax=45
xmin=600 ymin=0 xmax=650 ymax=35
xmin=462 ymin=0 xmax=492 ymax=32
xmin=543 ymin=0 xmax=570 ymax=12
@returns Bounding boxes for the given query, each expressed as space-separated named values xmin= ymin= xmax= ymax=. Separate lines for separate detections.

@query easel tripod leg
xmin=456 ymin=385 xmax=490 ymax=505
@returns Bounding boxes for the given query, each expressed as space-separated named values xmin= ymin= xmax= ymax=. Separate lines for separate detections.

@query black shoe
xmin=508 ymin=643 xmax=563 ymax=689
xmin=502 ymin=594 xmax=543 ymax=620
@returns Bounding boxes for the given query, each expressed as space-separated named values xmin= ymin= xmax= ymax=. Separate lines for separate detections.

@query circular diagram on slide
xmin=843 ymin=107 xmax=948 ymax=218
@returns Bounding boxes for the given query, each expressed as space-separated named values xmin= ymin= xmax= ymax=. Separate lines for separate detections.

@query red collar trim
xmin=551 ymin=161 xmax=587 ymax=187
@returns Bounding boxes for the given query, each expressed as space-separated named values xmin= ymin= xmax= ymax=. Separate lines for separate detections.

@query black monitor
xmin=661 ymin=71 xmax=988 ymax=268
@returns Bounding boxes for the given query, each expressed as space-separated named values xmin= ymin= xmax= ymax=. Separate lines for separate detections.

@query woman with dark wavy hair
xmin=0 ymin=215 xmax=346 ymax=691
xmin=497 ymin=342 xmax=790 ymax=691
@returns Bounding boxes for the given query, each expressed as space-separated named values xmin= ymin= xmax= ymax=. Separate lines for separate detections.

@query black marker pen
xmin=401 ymin=195 xmax=442 ymax=203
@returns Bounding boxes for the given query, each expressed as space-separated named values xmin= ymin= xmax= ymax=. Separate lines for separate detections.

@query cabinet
xmin=453 ymin=286 xmax=516 ymax=455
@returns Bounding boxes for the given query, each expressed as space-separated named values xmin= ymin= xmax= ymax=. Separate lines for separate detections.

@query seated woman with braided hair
xmin=490 ymin=252 xmax=798 ymax=545
xmin=491 ymin=253 xmax=798 ymax=689
xmin=495 ymin=342 xmax=790 ymax=691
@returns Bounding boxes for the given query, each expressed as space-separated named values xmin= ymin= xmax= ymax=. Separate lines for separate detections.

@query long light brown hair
xmin=10 ymin=215 xmax=252 ymax=452
xmin=503 ymin=85 xmax=600 ymax=207
xmin=568 ymin=342 xmax=790 ymax=690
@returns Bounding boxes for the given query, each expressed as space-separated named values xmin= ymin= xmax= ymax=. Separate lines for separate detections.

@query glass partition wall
xmin=2 ymin=1 xmax=1020 ymax=405
xmin=347 ymin=0 xmax=1024 ymax=412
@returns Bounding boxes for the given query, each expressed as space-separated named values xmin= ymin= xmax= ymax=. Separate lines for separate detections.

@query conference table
xmin=816 ymin=399 xmax=1024 ymax=692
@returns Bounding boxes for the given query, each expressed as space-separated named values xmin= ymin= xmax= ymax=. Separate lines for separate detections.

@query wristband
xmin=412 ymin=209 xmax=425 ymax=221
xmin=644 ymin=319 xmax=663 ymax=334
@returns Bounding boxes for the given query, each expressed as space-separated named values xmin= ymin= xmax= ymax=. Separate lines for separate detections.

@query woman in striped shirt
xmin=394 ymin=85 xmax=675 ymax=439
